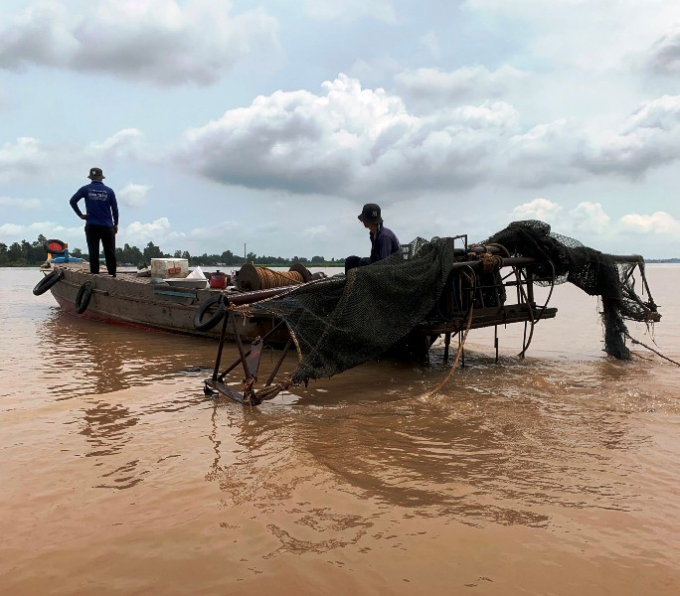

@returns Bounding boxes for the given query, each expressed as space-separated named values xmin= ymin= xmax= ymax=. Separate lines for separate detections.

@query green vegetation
xmin=0 ymin=234 xmax=344 ymax=267
xmin=0 ymin=235 xmax=69 ymax=266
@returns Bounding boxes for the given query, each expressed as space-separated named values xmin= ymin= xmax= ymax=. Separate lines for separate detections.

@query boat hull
xmin=46 ymin=266 xmax=289 ymax=344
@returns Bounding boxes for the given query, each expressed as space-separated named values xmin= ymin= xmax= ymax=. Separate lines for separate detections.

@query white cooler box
xmin=150 ymin=258 xmax=189 ymax=279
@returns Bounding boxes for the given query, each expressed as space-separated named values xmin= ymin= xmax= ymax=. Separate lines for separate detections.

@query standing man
xmin=70 ymin=167 xmax=119 ymax=276
xmin=345 ymin=203 xmax=401 ymax=273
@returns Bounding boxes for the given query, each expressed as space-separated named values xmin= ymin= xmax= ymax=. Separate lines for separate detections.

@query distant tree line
xmin=0 ymin=234 xmax=343 ymax=267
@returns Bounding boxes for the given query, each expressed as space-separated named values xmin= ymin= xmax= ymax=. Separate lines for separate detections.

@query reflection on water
xmin=202 ymin=369 xmax=652 ymax=554
xmin=80 ymin=400 xmax=138 ymax=458
xmin=34 ymin=308 xmax=218 ymax=398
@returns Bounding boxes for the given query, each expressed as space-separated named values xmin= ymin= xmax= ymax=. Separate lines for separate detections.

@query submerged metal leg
xmin=443 ymin=332 xmax=451 ymax=363
xmin=212 ymin=307 xmax=230 ymax=381
xmin=265 ymin=337 xmax=293 ymax=387
xmin=205 ymin=316 xmax=292 ymax=407
xmin=495 ymin=325 xmax=499 ymax=363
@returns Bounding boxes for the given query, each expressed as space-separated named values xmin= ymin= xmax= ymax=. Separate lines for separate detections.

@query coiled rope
xmin=237 ymin=264 xmax=305 ymax=291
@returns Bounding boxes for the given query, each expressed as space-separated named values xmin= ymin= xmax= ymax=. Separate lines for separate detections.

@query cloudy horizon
xmin=1 ymin=0 xmax=679 ymax=260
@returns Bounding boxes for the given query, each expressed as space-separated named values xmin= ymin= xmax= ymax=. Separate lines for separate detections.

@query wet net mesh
xmin=238 ymin=220 xmax=658 ymax=382
xmin=481 ymin=220 xmax=658 ymax=360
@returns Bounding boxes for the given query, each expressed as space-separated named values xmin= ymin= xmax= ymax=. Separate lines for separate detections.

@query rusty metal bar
xmin=265 ymin=337 xmax=293 ymax=387
xmin=245 ymin=338 xmax=263 ymax=380
xmin=212 ymin=307 xmax=230 ymax=381
xmin=443 ymin=332 xmax=451 ymax=362
xmin=230 ymin=314 xmax=251 ymax=379
xmin=217 ymin=318 xmax=288 ymax=382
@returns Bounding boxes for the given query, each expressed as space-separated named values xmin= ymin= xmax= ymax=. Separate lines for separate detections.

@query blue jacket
xmin=70 ymin=181 xmax=118 ymax=227
xmin=369 ymin=225 xmax=401 ymax=262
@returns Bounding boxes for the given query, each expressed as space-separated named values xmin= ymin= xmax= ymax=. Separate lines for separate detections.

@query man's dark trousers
xmin=85 ymin=224 xmax=116 ymax=275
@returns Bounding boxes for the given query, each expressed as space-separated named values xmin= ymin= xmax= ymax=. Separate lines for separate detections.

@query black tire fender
xmin=75 ymin=281 xmax=94 ymax=314
xmin=194 ymin=294 xmax=227 ymax=332
xmin=33 ymin=269 xmax=64 ymax=296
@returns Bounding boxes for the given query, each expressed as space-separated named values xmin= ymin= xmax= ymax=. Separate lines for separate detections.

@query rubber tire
xmin=33 ymin=269 xmax=64 ymax=296
xmin=194 ymin=294 xmax=226 ymax=332
xmin=75 ymin=281 xmax=93 ymax=314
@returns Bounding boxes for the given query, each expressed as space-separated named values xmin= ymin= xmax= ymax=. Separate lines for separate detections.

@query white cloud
xmin=186 ymin=221 xmax=240 ymax=241
xmin=88 ymin=128 xmax=145 ymax=161
xmin=620 ymin=211 xmax=680 ymax=235
xmin=419 ymin=32 xmax=440 ymax=60
xmin=624 ymin=94 xmax=680 ymax=132
xmin=304 ymin=0 xmax=397 ymax=24
xmin=176 ymin=74 xmax=521 ymax=199
xmin=576 ymin=95 xmax=680 ymax=177
xmin=0 ymin=129 xmax=146 ymax=183
xmin=0 ymin=196 xmax=41 ymax=209
xmin=0 ymin=221 xmax=85 ymax=242
xmin=511 ymin=198 xmax=563 ymax=222
xmin=0 ymin=0 xmax=280 ymax=86
xmin=395 ymin=65 xmax=527 ymax=107
xmin=304 ymin=225 xmax=329 ymax=238
xmin=0 ymin=137 xmax=72 ymax=183
xmin=509 ymin=199 xmax=680 ymax=250
xmin=174 ymin=76 xmax=680 ymax=198
xmin=121 ymin=217 xmax=186 ymax=247
xmin=463 ymin=0 xmax=680 ymax=71
xmin=507 ymin=120 xmax=584 ymax=187
xmin=118 ymin=183 xmax=151 ymax=208
xmin=568 ymin=202 xmax=611 ymax=235
xmin=0 ymin=223 xmax=24 ymax=235
xmin=644 ymin=24 xmax=680 ymax=75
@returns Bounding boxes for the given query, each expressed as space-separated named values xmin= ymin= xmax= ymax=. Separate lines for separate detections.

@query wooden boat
xmin=33 ymin=263 xmax=294 ymax=345
xmin=34 ymin=225 xmax=661 ymax=407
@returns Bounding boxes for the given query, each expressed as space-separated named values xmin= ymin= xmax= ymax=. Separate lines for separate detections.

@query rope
xmin=425 ymin=305 xmax=475 ymax=398
xmin=237 ymin=264 xmax=305 ymax=291
xmin=624 ymin=331 xmax=680 ymax=367
xmin=515 ymin=267 xmax=536 ymax=358
xmin=479 ymin=251 xmax=502 ymax=272
xmin=257 ymin=268 xmax=304 ymax=288
xmin=254 ymin=376 xmax=293 ymax=401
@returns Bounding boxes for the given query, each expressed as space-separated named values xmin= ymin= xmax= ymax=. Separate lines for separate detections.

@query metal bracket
xmin=204 ymin=301 xmax=292 ymax=406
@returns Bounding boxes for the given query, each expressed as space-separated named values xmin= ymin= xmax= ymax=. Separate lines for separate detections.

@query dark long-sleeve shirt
xmin=369 ymin=225 xmax=401 ymax=262
xmin=70 ymin=181 xmax=118 ymax=227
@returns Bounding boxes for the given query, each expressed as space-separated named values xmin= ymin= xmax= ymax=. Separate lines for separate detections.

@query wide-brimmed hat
xmin=358 ymin=203 xmax=383 ymax=224
xmin=88 ymin=167 xmax=105 ymax=180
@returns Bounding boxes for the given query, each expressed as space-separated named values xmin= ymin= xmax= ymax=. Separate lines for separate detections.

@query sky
xmin=1 ymin=0 xmax=679 ymax=260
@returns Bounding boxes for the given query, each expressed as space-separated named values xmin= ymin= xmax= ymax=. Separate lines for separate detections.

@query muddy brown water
xmin=1 ymin=266 xmax=679 ymax=595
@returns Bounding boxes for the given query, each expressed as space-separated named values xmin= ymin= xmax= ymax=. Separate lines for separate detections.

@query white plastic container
xmin=150 ymin=258 xmax=189 ymax=279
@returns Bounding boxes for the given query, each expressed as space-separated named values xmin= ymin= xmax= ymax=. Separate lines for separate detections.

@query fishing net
xmin=480 ymin=220 xmax=658 ymax=360
xmin=238 ymin=220 xmax=658 ymax=382
xmin=238 ymin=237 xmax=459 ymax=383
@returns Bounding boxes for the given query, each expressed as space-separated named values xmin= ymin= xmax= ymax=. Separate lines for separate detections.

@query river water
xmin=1 ymin=266 xmax=679 ymax=595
